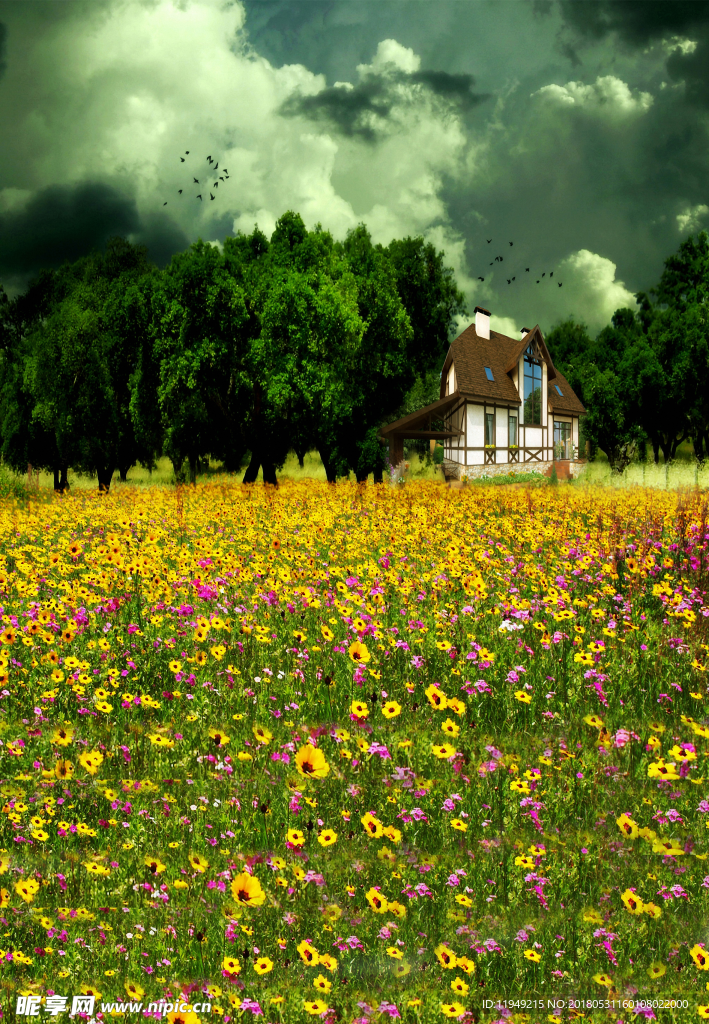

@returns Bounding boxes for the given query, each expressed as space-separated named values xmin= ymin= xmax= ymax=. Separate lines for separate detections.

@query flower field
xmin=1 ymin=480 xmax=709 ymax=1024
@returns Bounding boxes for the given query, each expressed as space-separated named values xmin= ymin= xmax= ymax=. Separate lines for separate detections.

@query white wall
xmin=467 ymin=403 xmax=484 ymax=447
xmin=525 ymin=427 xmax=543 ymax=448
xmin=542 ymin=364 xmax=548 ymax=427
xmin=495 ymin=408 xmax=508 ymax=447
xmin=448 ymin=363 xmax=456 ymax=395
xmin=468 ymin=450 xmax=484 ymax=465
xmin=572 ymin=418 xmax=579 ymax=449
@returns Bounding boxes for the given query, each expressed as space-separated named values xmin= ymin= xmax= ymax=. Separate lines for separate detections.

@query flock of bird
xmin=162 ymin=174 xmax=561 ymax=292
xmin=163 ymin=152 xmax=230 ymax=205
xmin=475 ymin=239 xmax=563 ymax=288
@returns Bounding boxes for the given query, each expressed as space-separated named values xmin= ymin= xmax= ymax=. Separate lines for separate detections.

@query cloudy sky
xmin=2 ymin=0 xmax=709 ymax=336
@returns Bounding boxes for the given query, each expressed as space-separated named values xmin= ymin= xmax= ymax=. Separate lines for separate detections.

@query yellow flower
xmin=313 ymin=973 xmax=331 ymax=992
xmin=350 ymin=699 xmax=369 ymax=719
xmin=435 ymin=943 xmax=457 ymax=969
xmin=253 ymin=725 xmax=272 ymax=744
xmin=646 ymin=962 xmax=666 ymax=979
xmin=361 ymin=812 xmax=383 ymax=838
xmin=208 ymin=728 xmax=230 ymax=747
xmin=524 ymin=949 xmax=541 ymax=963
xmin=253 ymin=956 xmax=273 ymax=974
xmin=365 ymin=887 xmax=388 ymax=913
xmin=295 ymin=745 xmax=330 ymax=779
xmin=317 ymin=829 xmax=338 ymax=847
xmin=222 ymin=956 xmax=240 ymax=975
xmin=593 ymin=973 xmax=613 ymax=986
xmin=304 ymin=1000 xmax=328 ymax=1016
xmin=297 ymin=940 xmax=320 ymax=966
xmin=78 ymin=749 xmax=104 ymax=776
xmin=348 ymin=640 xmax=370 ymax=663
xmin=450 ymin=819 xmax=468 ymax=832
xmin=52 ymin=726 xmax=74 ymax=746
xmin=231 ymin=872 xmax=266 ymax=907
xmin=425 ymin=683 xmax=447 ymax=709
xmin=55 ymin=759 xmax=74 ymax=780
xmin=451 ymin=977 xmax=469 ymax=997
xmin=441 ymin=1002 xmax=466 ymax=1018
xmin=514 ymin=690 xmax=532 ymax=704
xmin=382 ymin=701 xmax=402 ymax=718
xmin=15 ymin=878 xmax=40 ymax=903
xmin=432 ymin=743 xmax=457 ymax=759
xmin=616 ymin=814 xmax=638 ymax=839
xmin=125 ymin=981 xmax=145 ymax=1000
xmin=287 ymin=828 xmax=306 ymax=847
xmin=145 ymin=856 xmax=166 ymax=875
xmin=690 ymin=945 xmax=709 ymax=970
xmin=189 ymin=853 xmax=209 ymax=873
xmin=620 ymin=889 xmax=644 ymax=915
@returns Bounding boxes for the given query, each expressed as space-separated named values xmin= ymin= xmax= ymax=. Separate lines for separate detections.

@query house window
xmin=524 ymin=355 xmax=542 ymax=425
xmin=508 ymin=413 xmax=518 ymax=447
xmin=554 ymin=420 xmax=572 ymax=459
xmin=555 ymin=384 xmax=564 ymax=397
xmin=485 ymin=412 xmax=495 ymax=447
xmin=484 ymin=366 xmax=495 ymax=382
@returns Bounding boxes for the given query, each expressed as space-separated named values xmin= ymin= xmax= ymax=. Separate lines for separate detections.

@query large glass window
xmin=485 ymin=412 xmax=495 ymax=446
xmin=508 ymin=414 xmax=518 ymax=447
xmin=524 ymin=355 xmax=542 ymax=425
xmin=554 ymin=420 xmax=572 ymax=459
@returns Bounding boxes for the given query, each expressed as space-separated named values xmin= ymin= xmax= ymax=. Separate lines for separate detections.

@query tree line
xmin=546 ymin=232 xmax=709 ymax=473
xmin=0 ymin=213 xmax=465 ymax=489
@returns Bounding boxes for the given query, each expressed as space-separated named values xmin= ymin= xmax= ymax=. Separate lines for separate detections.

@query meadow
xmin=0 ymin=479 xmax=708 ymax=1024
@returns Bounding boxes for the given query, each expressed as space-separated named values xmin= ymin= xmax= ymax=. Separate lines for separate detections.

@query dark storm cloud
xmin=0 ymin=22 xmax=7 ymax=81
xmin=556 ymin=1 xmax=709 ymax=46
xmin=281 ymin=67 xmax=489 ymax=140
xmin=409 ymin=70 xmax=488 ymax=111
xmin=280 ymin=78 xmax=394 ymax=141
xmin=0 ymin=181 xmax=188 ymax=286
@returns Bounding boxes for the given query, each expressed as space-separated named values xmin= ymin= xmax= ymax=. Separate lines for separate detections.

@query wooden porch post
xmin=389 ymin=435 xmax=404 ymax=466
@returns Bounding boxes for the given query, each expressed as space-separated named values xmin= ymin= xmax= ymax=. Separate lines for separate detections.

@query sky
xmin=2 ymin=0 xmax=709 ymax=336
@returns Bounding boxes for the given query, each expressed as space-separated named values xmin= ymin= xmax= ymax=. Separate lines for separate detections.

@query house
xmin=380 ymin=306 xmax=585 ymax=480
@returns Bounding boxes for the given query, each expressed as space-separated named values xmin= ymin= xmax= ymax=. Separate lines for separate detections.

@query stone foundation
xmin=443 ymin=459 xmax=587 ymax=482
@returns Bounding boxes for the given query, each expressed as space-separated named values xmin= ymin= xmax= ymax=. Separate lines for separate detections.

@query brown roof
xmin=440 ymin=321 xmax=584 ymax=413
xmin=548 ymin=367 xmax=586 ymax=415
xmin=380 ymin=393 xmax=462 ymax=437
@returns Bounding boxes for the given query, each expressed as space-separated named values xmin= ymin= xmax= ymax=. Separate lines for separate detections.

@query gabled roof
xmin=441 ymin=324 xmax=522 ymax=405
xmin=380 ymin=392 xmax=462 ymax=438
xmin=548 ymin=367 xmax=586 ymax=415
xmin=440 ymin=321 xmax=585 ymax=413
xmin=503 ymin=325 xmax=557 ymax=381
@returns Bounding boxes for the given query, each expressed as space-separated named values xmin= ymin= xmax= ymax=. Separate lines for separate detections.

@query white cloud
xmin=357 ymin=38 xmax=421 ymax=76
xmin=532 ymin=75 xmax=653 ymax=118
xmin=554 ymin=249 xmax=637 ymax=330
xmin=0 ymin=2 xmax=471 ymax=269
xmin=676 ymin=204 xmax=709 ymax=234
xmin=0 ymin=189 xmax=32 ymax=215
xmin=662 ymin=36 xmax=698 ymax=56
xmin=490 ymin=315 xmax=520 ymax=340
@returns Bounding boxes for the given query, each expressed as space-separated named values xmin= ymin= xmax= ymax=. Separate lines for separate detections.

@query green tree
xmin=147 ymin=240 xmax=251 ymax=484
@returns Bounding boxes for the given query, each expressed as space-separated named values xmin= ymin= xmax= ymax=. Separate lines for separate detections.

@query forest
xmin=1 ymin=215 xmax=708 ymax=488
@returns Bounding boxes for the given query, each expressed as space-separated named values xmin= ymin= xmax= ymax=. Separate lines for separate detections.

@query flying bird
xmin=185 ymin=150 xmax=189 ymax=154
xmin=180 ymin=157 xmax=185 ymax=162
xmin=558 ymin=282 xmax=562 ymax=287
xmin=219 ymin=176 xmax=224 ymax=182
xmin=207 ymin=155 xmax=212 ymax=161
xmin=178 ymin=189 xmax=183 ymax=194
xmin=489 ymin=262 xmax=493 ymax=266
xmin=210 ymin=193 xmax=215 ymax=200
xmin=214 ymin=162 xmax=218 ymax=170
xmin=512 ymin=276 xmax=515 ymax=281
xmin=194 ymin=178 xmax=199 ymax=184
xmin=525 ymin=268 xmax=529 ymax=272
xmin=536 ymin=280 xmax=540 ymax=284
xmin=486 ymin=238 xmax=492 ymax=243
xmin=196 ymin=194 xmax=202 ymax=200
xmin=213 ymin=182 xmax=219 ymax=188
xmin=509 ymin=242 xmax=513 ymax=246
xmin=550 ymin=272 xmax=553 ymax=278
xmin=478 ymin=276 xmax=484 ymax=281
xmin=163 ymin=202 xmax=167 ymax=206
xmin=542 ymin=273 xmax=545 ymax=278
xmin=507 ymin=279 xmax=511 ymax=285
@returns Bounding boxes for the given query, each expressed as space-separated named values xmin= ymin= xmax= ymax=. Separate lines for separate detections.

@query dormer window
xmin=555 ymin=384 xmax=564 ymax=397
xmin=484 ymin=366 xmax=495 ymax=382
xmin=524 ymin=354 xmax=542 ymax=425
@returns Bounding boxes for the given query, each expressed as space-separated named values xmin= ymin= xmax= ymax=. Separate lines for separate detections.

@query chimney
xmin=520 ymin=326 xmax=530 ymax=338
xmin=474 ymin=306 xmax=490 ymax=340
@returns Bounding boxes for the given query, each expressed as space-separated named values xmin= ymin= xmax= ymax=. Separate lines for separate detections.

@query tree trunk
xmin=374 ymin=468 xmax=383 ymax=484
xmin=652 ymin=441 xmax=660 ymax=464
xmin=320 ymin=453 xmax=337 ymax=484
xmin=119 ymin=464 xmax=130 ymax=482
xmin=59 ymin=465 xmax=69 ymax=492
xmin=242 ymin=451 xmax=260 ymax=484
xmin=295 ymin=445 xmax=306 ymax=469
xmin=53 ymin=465 xmax=60 ymax=492
xmin=97 ymin=465 xmax=114 ymax=492
xmin=262 ymin=459 xmax=278 ymax=486
xmin=188 ymin=455 xmax=197 ymax=486
xmin=355 ymin=470 xmax=368 ymax=483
